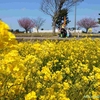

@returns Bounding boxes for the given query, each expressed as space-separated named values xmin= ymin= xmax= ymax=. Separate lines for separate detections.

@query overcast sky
xmin=0 ymin=0 xmax=100 ymax=32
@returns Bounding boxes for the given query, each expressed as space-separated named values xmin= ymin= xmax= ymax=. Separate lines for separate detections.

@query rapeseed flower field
xmin=0 ymin=20 xmax=100 ymax=100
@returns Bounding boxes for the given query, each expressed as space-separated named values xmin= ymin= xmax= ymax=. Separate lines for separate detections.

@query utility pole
xmin=73 ymin=0 xmax=84 ymax=37
xmin=73 ymin=0 xmax=77 ymax=33
xmin=74 ymin=2 xmax=77 ymax=33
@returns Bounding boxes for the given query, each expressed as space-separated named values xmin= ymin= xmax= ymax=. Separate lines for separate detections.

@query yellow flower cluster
xmin=0 ymin=21 xmax=100 ymax=100
xmin=0 ymin=20 xmax=17 ymax=48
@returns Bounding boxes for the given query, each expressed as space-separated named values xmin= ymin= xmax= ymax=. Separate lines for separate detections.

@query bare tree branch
xmin=40 ymin=0 xmax=84 ymax=33
xmin=32 ymin=17 xmax=45 ymax=32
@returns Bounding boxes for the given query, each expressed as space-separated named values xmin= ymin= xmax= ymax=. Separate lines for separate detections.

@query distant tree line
xmin=9 ymin=29 xmax=25 ymax=33
xmin=7 ymin=0 xmax=100 ymax=34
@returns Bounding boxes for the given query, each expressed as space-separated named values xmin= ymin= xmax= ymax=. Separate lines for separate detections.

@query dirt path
xmin=16 ymin=36 xmax=75 ymax=40
xmin=16 ymin=36 xmax=100 ymax=42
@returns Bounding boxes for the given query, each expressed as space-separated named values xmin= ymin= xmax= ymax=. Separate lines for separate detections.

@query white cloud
xmin=21 ymin=8 xmax=26 ymax=11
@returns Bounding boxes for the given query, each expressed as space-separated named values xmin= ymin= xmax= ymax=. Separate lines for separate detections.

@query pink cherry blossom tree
xmin=18 ymin=18 xmax=35 ymax=33
xmin=77 ymin=18 xmax=99 ymax=33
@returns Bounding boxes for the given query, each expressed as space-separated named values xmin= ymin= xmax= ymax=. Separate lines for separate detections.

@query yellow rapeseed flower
xmin=95 ymin=73 xmax=100 ymax=80
xmin=25 ymin=91 xmax=37 ymax=100
xmin=82 ymin=76 xmax=89 ymax=83
xmin=0 ymin=20 xmax=17 ymax=48
xmin=36 ymin=82 xmax=42 ymax=89
xmin=63 ymin=82 xmax=70 ymax=90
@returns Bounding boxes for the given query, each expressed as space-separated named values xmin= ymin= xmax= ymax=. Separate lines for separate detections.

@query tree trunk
xmin=86 ymin=28 xmax=88 ymax=33
xmin=36 ymin=28 xmax=39 ymax=33
xmin=52 ymin=21 xmax=56 ymax=33
xmin=25 ymin=29 xmax=28 ymax=33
